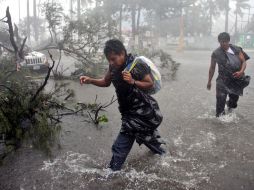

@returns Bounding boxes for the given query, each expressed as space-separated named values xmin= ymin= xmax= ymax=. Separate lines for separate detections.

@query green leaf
xmin=98 ymin=115 xmax=108 ymax=124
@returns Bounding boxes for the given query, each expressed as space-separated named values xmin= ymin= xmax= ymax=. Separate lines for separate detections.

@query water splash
xmin=218 ymin=113 xmax=240 ymax=123
xmin=41 ymin=151 xmax=187 ymax=190
xmin=198 ymin=111 xmax=240 ymax=124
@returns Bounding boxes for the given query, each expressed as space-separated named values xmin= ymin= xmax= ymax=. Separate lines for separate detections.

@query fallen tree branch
xmin=0 ymin=70 xmax=17 ymax=84
xmin=18 ymin=37 xmax=27 ymax=59
xmin=47 ymin=100 xmax=76 ymax=113
xmin=55 ymin=49 xmax=62 ymax=74
xmin=0 ymin=43 xmax=14 ymax=53
xmin=87 ymin=95 xmax=117 ymax=125
xmin=6 ymin=7 xmax=18 ymax=54
xmin=0 ymin=16 xmax=7 ymax=22
xmin=0 ymin=84 xmax=17 ymax=95
xmin=4 ymin=7 xmax=28 ymax=71
xmin=30 ymin=50 xmax=55 ymax=102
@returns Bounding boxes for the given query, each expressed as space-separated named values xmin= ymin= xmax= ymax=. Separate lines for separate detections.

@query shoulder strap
xmin=125 ymin=58 xmax=139 ymax=72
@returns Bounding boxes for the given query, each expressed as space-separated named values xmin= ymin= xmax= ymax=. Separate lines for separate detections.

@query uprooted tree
xmin=0 ymin=7 xmax=75 ymax=158
xmin=0 ymin=6 xmax=118 ymax=160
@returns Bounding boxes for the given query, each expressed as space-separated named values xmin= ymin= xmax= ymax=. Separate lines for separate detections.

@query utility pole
xmin=177 ymin=9 xmax=185 ymax=52
xmin=247 ymin=7 xmax=251 ymax=25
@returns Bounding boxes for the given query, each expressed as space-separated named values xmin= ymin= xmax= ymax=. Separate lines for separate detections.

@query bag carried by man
xmin=124 ymin=56 xmax=162 ymax=95
xmin=222 ymin=45 xmax=251 ymax=95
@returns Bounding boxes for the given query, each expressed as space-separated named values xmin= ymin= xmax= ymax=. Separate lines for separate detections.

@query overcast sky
xmin=0 ymin=0 xmax=254 ymax=35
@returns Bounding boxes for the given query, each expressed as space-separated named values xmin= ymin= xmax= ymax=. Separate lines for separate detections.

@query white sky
xmin=0 ymin=0 xmax=71 ymax=24
xmin=0 ymin=0 xmax=254 ymax=35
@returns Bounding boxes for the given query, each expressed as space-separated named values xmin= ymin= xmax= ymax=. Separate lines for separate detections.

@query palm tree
xmin=203 ymin=0 xmax=222 ymax=35
xmin=234 ymin=0 xmax=250 ymax=34
xmin=205 ymin=0 xmax=234 ymax=34
xmin=207 ymin=0 xmax=229 ymax=32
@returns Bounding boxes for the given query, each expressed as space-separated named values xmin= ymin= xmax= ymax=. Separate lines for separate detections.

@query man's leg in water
xmin=216 ymin=84 xmax=227 ymax=117
xmin=227 ymin=93 xmax=239 ymax=111
xmin=109 ymin=132 xmax=135 ymax=171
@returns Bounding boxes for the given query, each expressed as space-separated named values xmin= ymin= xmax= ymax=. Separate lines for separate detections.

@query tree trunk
xmin=136 ymin=5 xmax=142 ymax=49
xmin=27 ymin=0 xmax=30 ymax=43
xmin=77 ymin=0 xmax=81 ymax=38
xmin=70 ymin=0 xmax=73 ymax=20
xmin=225 ymin=0 xmax=229 ymax=32
xmin=107 ymin=14 xmax=113 ymax=38
xmin=119 ymin=4 xmax=123 ymax=38
xmin=33 ymin=0 xmax=38 ymax=42
xmin=136 ymin=5 xmax=141 ymax=36
xmin=209 ymin=8 xmax=213 ymax=36
xmin=95 ymin=0 xmax=99 ymax=7
xmin=131 ymin=4 xmax=136 ymax=50
xmin=77 ymin=0 xmax=81 ymax=20
xmin=19 ymin=0 xmax=21 ymax=22
xmin=235 ymin=13 xmax=238 ymax=34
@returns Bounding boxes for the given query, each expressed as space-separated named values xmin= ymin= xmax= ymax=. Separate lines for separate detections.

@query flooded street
xmin=0 ymin=50 xmax=254 ymax=190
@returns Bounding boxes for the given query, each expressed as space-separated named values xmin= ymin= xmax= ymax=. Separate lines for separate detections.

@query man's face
xmin=219 ymin=40 xmax=230 ymax=51
xmin=106 ymin=51 xmax=126 ymax=69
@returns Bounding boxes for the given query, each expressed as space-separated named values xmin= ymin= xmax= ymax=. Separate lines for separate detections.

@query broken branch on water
xmin=87 ymin=95 xmax=117 ymax=125
xmin=30 ymin=50 xmax=55 ymax=102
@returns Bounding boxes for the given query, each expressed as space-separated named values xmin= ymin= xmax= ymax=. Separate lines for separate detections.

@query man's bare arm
xmin=134 ymin=74 xmax=154 ymax=90
xmin=207 ymin=57 xmax=216 ymax=90
xmin=122 ymin=71 xmax=154 ymax=90
xmin=80 ymin=70 xmax=111 ymax=87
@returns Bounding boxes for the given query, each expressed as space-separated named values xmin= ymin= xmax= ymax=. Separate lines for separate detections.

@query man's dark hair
xmin=104 ymin=39 xmax=127 ymax=57
xmin=218 ymin=32 xmax=230 ymax=42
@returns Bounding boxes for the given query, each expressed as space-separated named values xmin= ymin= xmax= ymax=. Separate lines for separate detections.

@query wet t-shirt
xmin=211 ymin=45 xmax=244 ymax=95
xmin=110 ymin=54 xmax=151 ymax=113
xmin=109 ymin=55 xmax=163 ymax=134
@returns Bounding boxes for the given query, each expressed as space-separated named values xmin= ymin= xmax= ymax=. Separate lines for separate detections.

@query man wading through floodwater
xmin=80 ymin=39 xmax=165 ymax=171
xmin=207 ymin=32 xmax=250 ymax=117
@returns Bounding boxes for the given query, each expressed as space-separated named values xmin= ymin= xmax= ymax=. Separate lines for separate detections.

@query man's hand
xmin=80 ymin=76 xmax=92 ymax=85
xmin=122 ymin=71 xmax=135 ymax=85
xmin=233 ymin=71 xmax=243 ymax=79
xmin=207 ymin=81 xmax=212 ymax=90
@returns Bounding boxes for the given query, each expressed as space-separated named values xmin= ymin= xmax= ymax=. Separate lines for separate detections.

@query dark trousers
xmin=109 ymin=131 xmax=163 ymax=171
xmin=216 ymin=84 xmax=239 ymax=117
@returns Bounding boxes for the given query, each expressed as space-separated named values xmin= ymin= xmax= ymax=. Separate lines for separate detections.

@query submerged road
xmin=0 ymin=50 xmax=254 ymax=190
